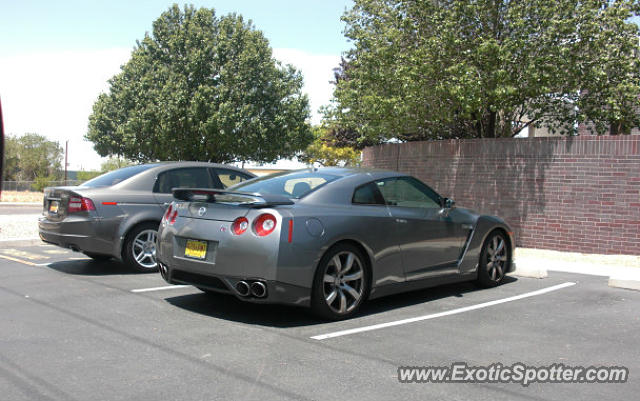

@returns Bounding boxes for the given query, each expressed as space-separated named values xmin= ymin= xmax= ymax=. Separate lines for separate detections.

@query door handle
xmin=395 ymin=218 xmax=407 ymax=224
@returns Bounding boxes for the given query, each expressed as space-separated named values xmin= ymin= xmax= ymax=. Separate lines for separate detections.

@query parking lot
xmin=0 ymin=243 xmax=638 ymax=400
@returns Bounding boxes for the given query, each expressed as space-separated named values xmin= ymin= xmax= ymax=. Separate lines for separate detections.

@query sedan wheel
xmin=312 ymin=244 xmax=368 ymax=320
xmin=476 ymin=231 xmax=509 ymax=287
xmin=124 ymin=223 xmax=159 ymax=272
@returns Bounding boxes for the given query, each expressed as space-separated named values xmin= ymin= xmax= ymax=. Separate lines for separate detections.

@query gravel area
xmin=0 ymin=213 xmax=41 ymax=240
xmin=0 ymin=190 xmax=43 ymax=203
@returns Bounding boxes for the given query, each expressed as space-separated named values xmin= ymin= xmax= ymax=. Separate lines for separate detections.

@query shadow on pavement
xmin=164 ymin=276 xmax=518 ymax=328
xmin=46 ymin=259 xmax=150 ymax=276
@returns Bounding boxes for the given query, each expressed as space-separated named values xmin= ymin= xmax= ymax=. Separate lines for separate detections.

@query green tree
xmin=100 ymin=156 xmax=134 ymax=172
xmin=2 ymin=133 xmax=62 ymax=182
xmin=299 ymin=126 xmax=361 ymax=166
xmin=76 ymin=170 xmax=102 ymax=182
xmin=87 ymin=4 xmax=312 ymax=163
xmin=333 ymin=0 xmax=640 ymax=141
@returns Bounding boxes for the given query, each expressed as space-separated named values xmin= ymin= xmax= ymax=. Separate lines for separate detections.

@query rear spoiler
xmin=172 ymin=188 xmax=294 ymax=207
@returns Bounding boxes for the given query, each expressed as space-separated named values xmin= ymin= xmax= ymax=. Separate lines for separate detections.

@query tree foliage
xmin=87 ymin=4 xmax=312 ymax=163
xmin=76 ymin=170 xmax=102 ymax=182
xmin=2 ymin=133 xmax=62 ymax=182
xmin=76 ymin=157 xmax=133 ymax=183
xmin=332 ymin=0 xmax=640 ymax=141
xmin=299 ymin=126 xmax=361 ymax=166
xmin=100 ymin=156 xmax=134 ymax=172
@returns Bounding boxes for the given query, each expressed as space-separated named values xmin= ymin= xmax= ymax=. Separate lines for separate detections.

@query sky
xmin=0 ymin=0 xmax=354 ymax=171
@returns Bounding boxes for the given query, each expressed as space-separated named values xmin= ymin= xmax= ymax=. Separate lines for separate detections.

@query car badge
xmin=198 ymin=207 xmax=207 ymax=216
xmin=220 ymin=226 xmax=227 ymax=233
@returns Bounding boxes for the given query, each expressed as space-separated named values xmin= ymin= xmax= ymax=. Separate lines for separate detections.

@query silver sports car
xmin=157 ymin=168 xmax=516 ymax=319
xmin=38 ymin=162 xmax=255 ymax=271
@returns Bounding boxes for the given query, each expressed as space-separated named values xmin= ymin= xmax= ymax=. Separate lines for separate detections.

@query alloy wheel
xmin=486 ymin=234 xmax=507 ymax=281
xmin=132 ymin=229 xmax=158 ymax=269
xmin=322 ymin=251 xmax=365 ymax=315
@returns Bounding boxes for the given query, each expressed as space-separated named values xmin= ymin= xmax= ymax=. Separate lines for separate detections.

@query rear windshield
xmin=81 ymin=164 xmax=156 ymax=188
xmin=229 ymin=171 xmax=339 ymax=199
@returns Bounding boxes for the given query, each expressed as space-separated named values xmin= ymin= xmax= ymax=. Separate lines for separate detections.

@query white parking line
xmin=311 ymin=281 xmax=577 ymax=341
xmin=131 ymin=285 xmax=191 ymax=293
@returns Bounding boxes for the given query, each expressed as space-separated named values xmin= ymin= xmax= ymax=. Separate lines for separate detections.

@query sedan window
xmin=81 ymin=164 xmax=156 ymax=188
xmin=376 ymin=177 xmax=441 ymax=208
xmin=154 ymin=168 xmax=213 ymax=193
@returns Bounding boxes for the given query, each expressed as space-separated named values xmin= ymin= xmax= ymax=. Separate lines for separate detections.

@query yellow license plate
xmin=184 ymin=240 xmax=207 ymax=259
xmin=49 ymin=201 xmax=59 ymax=214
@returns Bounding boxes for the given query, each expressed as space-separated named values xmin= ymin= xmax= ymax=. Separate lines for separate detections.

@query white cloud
xmin=0 ymin=47 xmax=339 ymax=172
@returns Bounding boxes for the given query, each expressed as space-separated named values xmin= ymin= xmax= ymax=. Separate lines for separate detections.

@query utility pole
xmin=64 ymin=140 xmax=68 ymax=186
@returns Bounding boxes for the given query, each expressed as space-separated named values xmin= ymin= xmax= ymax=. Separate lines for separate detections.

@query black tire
xmin=476 ymin=230 xmax=510 ymax=288
xmin=83 ymin=252 xmax=111 ymax=262
xmin=123 ymin=222 xmax=159 ymax=273
xmin=311 ymin=243 xmax=370 ymax=320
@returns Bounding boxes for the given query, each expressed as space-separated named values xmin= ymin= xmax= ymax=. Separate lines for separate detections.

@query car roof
xmin=289 ymin=166 xmax=405 ymax=181
xmin=291 ymin=166 xmax=400 ymax=176
xmin=113 ymin=161 xmax=256 ymax=190
xmin=145 ymin=161 xmax=249 ymax=170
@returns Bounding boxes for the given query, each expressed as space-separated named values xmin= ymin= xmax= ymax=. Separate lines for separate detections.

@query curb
xmin=509 ymin=261 xmax=548 ymax=279
xmin=515 ymin=255 xmax=640 ymax=292
xmin=0 ymin=238 xmax=43 ymax=247
xmin=0 ymin=202 xmax=42 ymax=206
xmin=608 ymin=275 xmax=640 ymax=291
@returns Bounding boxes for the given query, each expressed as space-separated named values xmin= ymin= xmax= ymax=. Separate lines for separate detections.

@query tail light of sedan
xmin=67 ymin=197 xmax=95 ymax=213
xmin=253 ymin=213 xmax=277 ymax=237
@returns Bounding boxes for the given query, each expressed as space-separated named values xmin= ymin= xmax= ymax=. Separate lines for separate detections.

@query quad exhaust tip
xmin=250 ymin=281 xmax=267 ymax=298
xmin=235 ymin=281 xmax=250 ymax=297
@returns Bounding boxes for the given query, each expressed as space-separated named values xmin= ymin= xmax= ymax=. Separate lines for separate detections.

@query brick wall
xmin=362 ymin=136 xmax=640 ymax=255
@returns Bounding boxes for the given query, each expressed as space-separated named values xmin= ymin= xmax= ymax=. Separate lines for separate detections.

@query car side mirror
xmin=441 ymin=197 xmax=455 ymax=209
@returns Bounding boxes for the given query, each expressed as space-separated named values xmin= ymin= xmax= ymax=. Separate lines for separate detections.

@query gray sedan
xmin=38 ymin=162 xmax=255 ymax=271
xmin=157 ymin=168 xmax=516 ymax=319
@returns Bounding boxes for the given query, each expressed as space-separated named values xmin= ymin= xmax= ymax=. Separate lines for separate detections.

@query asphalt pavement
xmin=0 ymin=244 xmax=638 ymax=400
xmin=0 ymin=203 xmax=41 ymax=215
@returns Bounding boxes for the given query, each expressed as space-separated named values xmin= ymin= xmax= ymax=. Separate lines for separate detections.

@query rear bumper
xmin=38 ymin=217 xmax=113 ymax=256
xmin=155 ymin=214 xmax=312 ymax=305
xmin=157 ymin=259 xmax=311 ymax=306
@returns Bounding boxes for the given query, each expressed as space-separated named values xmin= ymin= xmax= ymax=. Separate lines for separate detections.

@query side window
xmin=376 ymin=177 xmax=441 ymax=208
xmin=352 ymin=182 xmax=385 ymax=205
xmin=215 ymin=168 xmax=253 ymax=189
xmin=154 ymin=168 xmax=212 ymax=193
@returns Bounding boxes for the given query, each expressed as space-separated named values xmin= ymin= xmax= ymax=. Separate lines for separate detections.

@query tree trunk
xmin=486 ymin=110 xmax=497 ymax=138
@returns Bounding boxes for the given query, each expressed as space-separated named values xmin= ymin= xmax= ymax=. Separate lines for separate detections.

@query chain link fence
xmin=1 ymin=180 xmax=81 ymax=192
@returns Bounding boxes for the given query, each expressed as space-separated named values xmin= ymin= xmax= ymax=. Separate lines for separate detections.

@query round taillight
xmin=231 ymin=217 xmax=249 ymax=235
xmin=254 ymin=213 xmax=277 ymax=236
